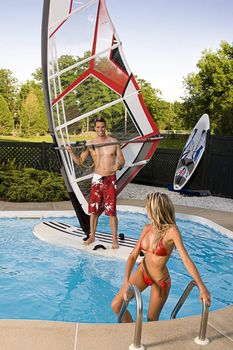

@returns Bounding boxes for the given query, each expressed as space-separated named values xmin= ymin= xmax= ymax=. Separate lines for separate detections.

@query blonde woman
xmin=112 ymin=192 xmax=211 ymax=322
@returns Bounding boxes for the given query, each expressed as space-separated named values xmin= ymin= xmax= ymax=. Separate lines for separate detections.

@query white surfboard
xmin=173 ymin=114 xmax=210 ymax=190
xmin=33 ymin=221 xmax=142 ymax=261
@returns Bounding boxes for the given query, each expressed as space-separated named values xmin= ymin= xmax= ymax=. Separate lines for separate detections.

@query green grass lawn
xmin=0 ymin=134 xmax=94 ymax=143
xmin=0 ymin=133 xmax=188 ymax=149
xmin=0 ymin=135 xmax=53 ymax=143
xmin=158 ymin=136 xmax=187 ymax=149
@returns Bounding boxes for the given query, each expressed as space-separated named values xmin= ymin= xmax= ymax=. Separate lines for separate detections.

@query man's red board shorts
xmin=89 ymin=174 xmax=117 ymax=216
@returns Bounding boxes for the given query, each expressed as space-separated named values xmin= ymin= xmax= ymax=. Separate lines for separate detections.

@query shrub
xmin=0 ymin=164 xmax=69 ymax=202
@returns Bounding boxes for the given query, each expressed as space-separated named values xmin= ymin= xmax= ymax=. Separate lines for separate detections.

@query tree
xmin=0 ymin=94 xmax=14 ymax=134
xmin=172 ymin=101 xmax=185 ymax=130
xmin=137 ymin=78 xmax=180 ymax=130
xmin=0 ymin=69 xmax=18 ymax=113
xmin=19 ymin=82 xmax=48 ymax=135
xmin=181 ymin=41 xmax=233 ymax=135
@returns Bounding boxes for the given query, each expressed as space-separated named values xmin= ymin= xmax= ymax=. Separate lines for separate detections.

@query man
xmin=66 ymin=117 xmax=125 ymax=249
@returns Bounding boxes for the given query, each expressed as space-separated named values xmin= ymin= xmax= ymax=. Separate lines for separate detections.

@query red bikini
xmin=140 ymin=239 xmax=168 ymax=256
xmin=140 ymin=238 xmax=171 ymax=293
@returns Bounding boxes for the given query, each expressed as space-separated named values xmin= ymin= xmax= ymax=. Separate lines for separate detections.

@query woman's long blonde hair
xmin=145 ymin=192 xmax=176 ymax=239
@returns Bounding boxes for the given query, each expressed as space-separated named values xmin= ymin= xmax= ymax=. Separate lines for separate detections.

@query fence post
xmin=41 ymin=142 xmax=47 ymax=170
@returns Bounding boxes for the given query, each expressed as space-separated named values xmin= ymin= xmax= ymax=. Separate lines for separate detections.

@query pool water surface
xmin=0 ymin=210 xmax=232 ymax=323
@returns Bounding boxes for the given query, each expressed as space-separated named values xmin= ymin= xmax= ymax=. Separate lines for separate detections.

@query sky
xmin=0 ymin=0 xmax=232 ymax=102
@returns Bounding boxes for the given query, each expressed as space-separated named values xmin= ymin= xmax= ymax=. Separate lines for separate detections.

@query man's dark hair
xmin=95 ymin=116 xmax=106 ymax=125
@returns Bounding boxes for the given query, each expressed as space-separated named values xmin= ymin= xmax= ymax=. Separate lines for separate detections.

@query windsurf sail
xmin=41 ymin=0 xmax=161 ymax=233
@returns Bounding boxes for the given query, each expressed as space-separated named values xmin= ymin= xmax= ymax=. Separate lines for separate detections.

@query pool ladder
xmin=118 ymin=284 xmax=145 ymax=350
xmin=118 ymin=280 xmax=209 ymax=349
xmin=170 ymin=280 xmax=210 ymax=345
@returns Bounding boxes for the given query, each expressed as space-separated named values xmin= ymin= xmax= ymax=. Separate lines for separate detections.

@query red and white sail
xmin=42 ymin=0 xmax=160 ymax=221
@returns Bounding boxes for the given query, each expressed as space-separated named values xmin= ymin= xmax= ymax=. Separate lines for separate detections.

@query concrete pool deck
xmin=0 ymin=199 xmax=233 ymax=350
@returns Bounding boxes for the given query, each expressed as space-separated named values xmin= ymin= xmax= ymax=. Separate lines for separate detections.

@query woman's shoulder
xmin=166 ymin=224 xmax=181 ymax=239
xmin=141 ymin=223 xmax=153 ymax=235
xmin=168 ymin=223 xmax=179 ymax=231
xmin=144 ymin=223 xmax=153 ymax=230
xmin=167 ymin=223 xmax=179 ymax=232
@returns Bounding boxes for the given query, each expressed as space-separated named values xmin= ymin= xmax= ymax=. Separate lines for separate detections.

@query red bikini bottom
xmin=141 ymin=259 xmax=171 ymax=295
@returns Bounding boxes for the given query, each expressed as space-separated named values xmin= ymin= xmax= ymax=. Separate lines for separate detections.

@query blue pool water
xmin=0 ymin=211 xmax=233 ymax=323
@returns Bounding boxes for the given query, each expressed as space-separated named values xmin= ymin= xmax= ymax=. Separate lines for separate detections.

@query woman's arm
xmin=172 ymin=226 xmax=211 ymax=306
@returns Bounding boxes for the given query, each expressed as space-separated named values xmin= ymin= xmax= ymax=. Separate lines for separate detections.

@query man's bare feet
xmin=112 ymin=242 xmax=119 ymax=249
xmin=83 ymin=236 xmax=95 ymax=245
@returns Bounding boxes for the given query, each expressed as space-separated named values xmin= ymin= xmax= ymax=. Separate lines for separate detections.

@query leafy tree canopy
xmin=0 ymin=94 xmax=14 ymax=135
xmin=181 ymin=41 xmax=233 ymax=135
xmin=19 ymin=81 xmax=48 ymax=136
xmin=0 ymin=69 xmax=18 ymax=113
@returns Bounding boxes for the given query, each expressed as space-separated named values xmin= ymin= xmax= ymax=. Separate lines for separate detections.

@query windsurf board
xmin=33 ymin=221 xmax=142 ymax=261
xmin=173 ymin=114 xmax=210 ymax=191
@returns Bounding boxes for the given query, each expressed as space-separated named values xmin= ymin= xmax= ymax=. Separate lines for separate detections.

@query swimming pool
xmin=0 ymin=209 xmax=232 ymax=323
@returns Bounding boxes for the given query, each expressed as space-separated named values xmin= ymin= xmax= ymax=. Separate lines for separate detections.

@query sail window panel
xmin=124 ymin=79 xmax=159 ymax=136
xmin=71 ymin=0 xmax=98 ymax=12
xmin=94 ymin=51 xmax=129 ymax=93
xmin=94 ymin=0 xmax=113 ymax=54
xmin=55 ymin=75 xmax=120 ymax=124
xmin=48 ymin=1 xmax=98 ymax=76
xmin=74 ymin=151 xmax=94 ymax=180
xmin=49 ymin=55 xmax=91 ymax=93
xmin=56 ymin=130 xmax=69 ymax=147
xmin=52 ymin=101 xmax=65 ymax=128
xmin=48 ymin=0 xmax=72 ymax=37
xmin=67 ymin=118 xmax=95 ymax=138
xmin=109 ymin=107 xmax=141 ymax=142
xmin=49 ymin=76 xmax=56 ymax=102
xmin=49 ymin=76 xmax=62 ymax=103
xmin=76 ymin=178 xmax=92 ymax=203
xmin=61 ymin=102 xmax=140 ymax=153
xmin=110 ymin=43 xmax=128 ymax=74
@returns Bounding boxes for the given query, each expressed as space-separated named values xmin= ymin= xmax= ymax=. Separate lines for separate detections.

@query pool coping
xmin=0 ymin=199 xmax=233 ymax=349
xmin=1 ymin=203 xmax=232 ymax=238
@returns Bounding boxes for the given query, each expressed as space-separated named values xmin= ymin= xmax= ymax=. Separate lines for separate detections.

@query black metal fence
xmin=0 ymin=141 xmax=60 ymax=172
xmin=133 ymin=135 xmax=233 ymax=199
xmin=0 ymin=136 xmax=233 ymax=198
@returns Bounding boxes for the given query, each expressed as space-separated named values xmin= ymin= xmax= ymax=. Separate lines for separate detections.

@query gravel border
xmin=118 ymin=183 xmax=233 ymax=213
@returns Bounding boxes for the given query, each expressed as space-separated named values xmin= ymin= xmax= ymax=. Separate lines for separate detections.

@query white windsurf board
xmin=33 ymin=221 xmax=141 ymax=261
xmin=173 ymin=114 xmax=210 ymax=190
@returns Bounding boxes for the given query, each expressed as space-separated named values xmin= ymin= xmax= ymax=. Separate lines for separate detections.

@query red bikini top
xmin=140 ymin=238 xmax=168 ymax=256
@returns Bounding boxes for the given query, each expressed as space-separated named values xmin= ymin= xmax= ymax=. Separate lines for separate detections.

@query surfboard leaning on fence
xmin=173 ymin=114 xmax=210 ymax=191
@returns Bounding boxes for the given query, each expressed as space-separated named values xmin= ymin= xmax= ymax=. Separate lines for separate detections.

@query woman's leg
xmin=111 ymin=264 xmax=147 ymax=322
xmin=147 ymin=278 xmax=171 ymax=321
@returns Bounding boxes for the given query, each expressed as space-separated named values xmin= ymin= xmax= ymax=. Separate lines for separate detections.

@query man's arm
xmin=66 ymin=145 xmax=90 ymax=166
xmin=115 ymin=144 xmax=125 ymax=170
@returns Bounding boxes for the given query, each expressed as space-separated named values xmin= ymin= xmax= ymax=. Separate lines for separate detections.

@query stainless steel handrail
xmin=118 ymin=284 xmax=145 ymax=350
xmin=170 ymin=280 xmax=210 ymax=345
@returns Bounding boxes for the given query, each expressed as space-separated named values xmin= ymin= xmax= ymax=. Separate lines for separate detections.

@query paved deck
xmin=0 ymin=199 xmax=233 ymax=350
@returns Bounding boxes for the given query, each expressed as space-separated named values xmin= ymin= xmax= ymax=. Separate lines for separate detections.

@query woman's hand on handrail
xmin=122 ymin=281 xmax=131 ymax=301
xmin=200 ymin=285 xmax=211 ymax=307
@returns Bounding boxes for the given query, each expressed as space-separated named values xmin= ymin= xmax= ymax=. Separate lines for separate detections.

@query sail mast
xmin=41 ymin=0 xmax=90 ymax=234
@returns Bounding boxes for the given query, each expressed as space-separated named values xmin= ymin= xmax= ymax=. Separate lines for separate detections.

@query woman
xmin=112 ymin=192 xmax=211 ymax=322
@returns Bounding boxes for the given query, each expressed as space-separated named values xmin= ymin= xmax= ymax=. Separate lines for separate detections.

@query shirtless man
xmin=66 ymin=117 xmax=125 ymax=249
